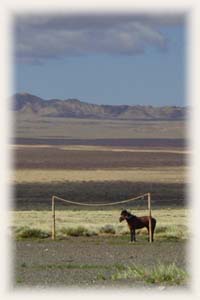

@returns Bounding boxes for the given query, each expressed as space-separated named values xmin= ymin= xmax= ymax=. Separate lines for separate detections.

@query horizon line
xmin=14 ymin=91 xmax=187 ymax=108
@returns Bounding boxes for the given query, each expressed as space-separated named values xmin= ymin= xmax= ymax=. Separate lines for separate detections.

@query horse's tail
xmin=150 ymin=217 xmax=156 ymax=242
xmin=152 ymin=217 xmax=156 ymax=230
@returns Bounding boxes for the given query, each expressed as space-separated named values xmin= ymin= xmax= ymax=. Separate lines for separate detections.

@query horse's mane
xmin=121 ymin=210 xmax=137 ymax=218
xmin=127 ymin=211 xmax=137 ymax=218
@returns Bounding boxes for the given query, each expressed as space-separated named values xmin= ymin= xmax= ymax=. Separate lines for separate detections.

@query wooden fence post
xmin=148 ymin=193 xmax=152 ymax=243
xmin=52 ymin=196 xmax=56 ymax=240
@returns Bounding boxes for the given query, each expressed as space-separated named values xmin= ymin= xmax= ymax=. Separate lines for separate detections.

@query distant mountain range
xmin=12 ymin=93 xmax=187 ymax=120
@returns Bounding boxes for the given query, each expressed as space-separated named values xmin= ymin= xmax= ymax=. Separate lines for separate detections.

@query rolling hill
xmin=12 ymin=93 xmax=187 ymax=120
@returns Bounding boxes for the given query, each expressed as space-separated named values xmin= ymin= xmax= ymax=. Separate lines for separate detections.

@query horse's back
xmin=140 ymin=216 xmax=156 ymax=226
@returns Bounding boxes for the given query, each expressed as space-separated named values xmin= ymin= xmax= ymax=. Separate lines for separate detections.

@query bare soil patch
xmin=14 ymin=138 xmax=186 ymax=148
xmin=14 ymin=147 xmax=186 ymax=170
xmin=13 ymin=236 xmax=188 ymax=289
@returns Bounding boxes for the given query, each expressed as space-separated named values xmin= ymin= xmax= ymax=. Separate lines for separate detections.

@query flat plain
xmin=11 ymin=117 xmax=190 ymax=288
xmin=12 ymin=143 xmax=188 ymax=210
xmin=14 ymin=114 xmax=186 ymax=139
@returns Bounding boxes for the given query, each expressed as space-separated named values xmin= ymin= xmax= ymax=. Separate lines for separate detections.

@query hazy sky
xmin=14 ymin=13 xmax=186 ymax=106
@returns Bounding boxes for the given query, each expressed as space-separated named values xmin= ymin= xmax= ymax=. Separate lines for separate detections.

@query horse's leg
xmin=146 ymin=225 xmax=153 ymax=242
xmin=146 ymin=220 xmax=155 ymax=242
xmin=146 ymin=226 xmax=150 ymax=242
xmin=130 ymin=229 xmax=136 ymax=242
xmin=151 ymin=223 xmax=154 ymax=242
xmin=151 ymin=220 xmax=156 ymax=242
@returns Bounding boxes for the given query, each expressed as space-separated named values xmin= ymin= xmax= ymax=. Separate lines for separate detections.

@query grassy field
xmin=11 ymin=208 xmax=188 ymax=240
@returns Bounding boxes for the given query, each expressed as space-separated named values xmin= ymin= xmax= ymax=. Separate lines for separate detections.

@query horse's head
xmin=119 ymin=209 xmax=130 ymax=222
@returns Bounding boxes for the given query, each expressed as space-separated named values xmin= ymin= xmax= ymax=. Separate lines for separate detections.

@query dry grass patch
xmin=12 ymin=167 xmax=187 ymax=184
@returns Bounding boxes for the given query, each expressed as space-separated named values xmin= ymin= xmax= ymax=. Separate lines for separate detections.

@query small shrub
xmin=96 ymin=273 xmax=106 ymax=281
xmin=121 ymin=230 xmax=130 ymax=235
xmin=114 ymin=264 xmax=127 ymax=271
xmin=59 ymin=226 xmax=97 ymax=237
xmin=156 ymin=225 xmax=188 ymax=241
xmin=100 ymin=224 xmax=116 ymax=235
xmin=155 ymin=226 xmax=168 ymax=234
xmin=15 ymin=226 xmax=50 ymax=239
xmin=21 ymin=262 xmax=27 ymax=268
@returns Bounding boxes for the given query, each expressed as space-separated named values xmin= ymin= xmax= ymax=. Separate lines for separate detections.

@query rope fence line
xmin=51 ymin=192 xmax=152 ymax=242
xmin=52 ymin=193 xmax=149 ymax=207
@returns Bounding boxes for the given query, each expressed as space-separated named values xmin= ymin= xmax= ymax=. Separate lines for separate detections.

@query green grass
xmin=17 ymin=261 xmax=188 ymax=285
xmin=111 ymin=263 xmax=188 ymax=285
xmin=35 ymin=263 xmax=110 ymax=270
xmin=20 ymin=262 xmax=120 ymax=271
xmin=11 ymin=208 xmax=189 ymax=240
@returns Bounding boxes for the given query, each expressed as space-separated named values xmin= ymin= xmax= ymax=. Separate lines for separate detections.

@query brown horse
xmin=119 ymin=209 xmax=156 ymax=242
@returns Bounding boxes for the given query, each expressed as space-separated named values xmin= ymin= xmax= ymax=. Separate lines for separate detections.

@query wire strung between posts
xmin=52 ymin=193 xmax=149 ymax=207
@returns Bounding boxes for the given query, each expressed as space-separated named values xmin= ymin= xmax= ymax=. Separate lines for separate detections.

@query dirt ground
xmin=13 ymin=236 xmax=188 ymax=290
